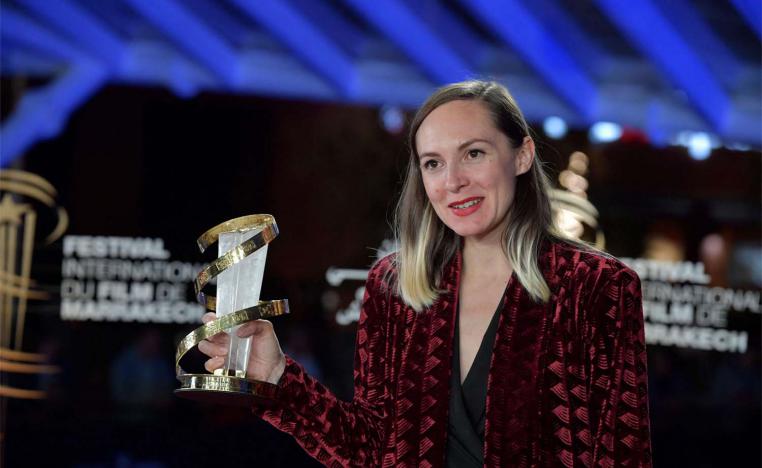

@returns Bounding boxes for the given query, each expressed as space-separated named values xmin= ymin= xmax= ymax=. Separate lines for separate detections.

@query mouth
xmin=448 ymin=197 xmax=484 ymax=216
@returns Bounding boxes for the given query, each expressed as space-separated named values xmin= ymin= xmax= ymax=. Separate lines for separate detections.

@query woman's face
xmin=415 ymin=99 xmax=533 ymax=242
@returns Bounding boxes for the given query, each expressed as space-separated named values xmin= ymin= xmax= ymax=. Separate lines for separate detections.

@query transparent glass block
xmin=215 ymin=228 xmax=267 ymax=379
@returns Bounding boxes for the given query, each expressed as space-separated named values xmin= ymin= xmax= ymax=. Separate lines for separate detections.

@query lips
xmin=448 ymin=197 xmax=484 ymax=216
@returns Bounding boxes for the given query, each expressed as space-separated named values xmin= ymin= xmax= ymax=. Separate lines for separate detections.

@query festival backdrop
xmin=1 ymin=1 xmax=761 ymax=467
xmin=1 ymin=84 xmax=759 ymax=467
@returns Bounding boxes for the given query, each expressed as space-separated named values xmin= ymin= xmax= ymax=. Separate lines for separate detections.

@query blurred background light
xmin=543 ymin=116 xmax=567 ymax=139
xmin=673 ymin=131 xmax=718 ymax=160
xmin=589 ymin=121 xmax=622 ymax=143
xmin=726 ymin=142 xmax=752 ymax=152
xmin=379 ymin=105 xmax=404 ymax=134
xmin=686 ymin=132 xmax=713 ymax=160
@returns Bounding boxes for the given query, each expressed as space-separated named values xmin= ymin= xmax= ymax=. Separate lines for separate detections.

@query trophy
xmin=175 ymin=214 xmax=288 ymax=405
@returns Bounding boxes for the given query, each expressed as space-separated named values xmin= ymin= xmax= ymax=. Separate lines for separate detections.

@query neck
xmin=462 ymin=232 xmax=512 ymax=278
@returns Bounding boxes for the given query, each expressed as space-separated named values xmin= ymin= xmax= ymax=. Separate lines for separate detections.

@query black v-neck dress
xmin=446 ymin=300 xmax=502 ymax=467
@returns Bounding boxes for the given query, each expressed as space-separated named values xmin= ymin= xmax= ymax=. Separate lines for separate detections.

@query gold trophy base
xmin=175 ymin=373 xmax=279 ymax=406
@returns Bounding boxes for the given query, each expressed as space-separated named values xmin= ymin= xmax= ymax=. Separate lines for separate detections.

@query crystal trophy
xmin=175 ymin=214 xmax=288 ymax=405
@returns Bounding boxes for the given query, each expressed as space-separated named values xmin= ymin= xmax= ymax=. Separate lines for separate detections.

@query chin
xmin=442 ymin=216 xmax=506 ymax=241
xmin=444 ymin=221 xmax=489 ymax=238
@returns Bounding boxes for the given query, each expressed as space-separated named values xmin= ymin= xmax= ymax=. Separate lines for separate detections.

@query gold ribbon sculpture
xmin=0 ymin=170 xmax=67 ymax=401
xmin=175 ymin=215 xmax=289 ymax=405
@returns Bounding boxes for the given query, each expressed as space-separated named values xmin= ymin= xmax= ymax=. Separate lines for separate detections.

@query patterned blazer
xmin=255 ymin=241 xmax=652 ymax=467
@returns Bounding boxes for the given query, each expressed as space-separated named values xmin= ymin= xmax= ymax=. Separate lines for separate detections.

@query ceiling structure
xmin=1 ymin=0 xmax=760 ymax=166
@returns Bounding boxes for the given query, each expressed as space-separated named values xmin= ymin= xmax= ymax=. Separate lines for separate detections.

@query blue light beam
xmin=521 ymin=0 xmax=609 ymax=75
xmin=656 ymin=0 xmax=743 ymax=87
xmin=17 ymin=0 xmax=126 ymax=67
xmin=459 ymin=0 xmax=598 ymax=121
xmin=404 ymin=0 xmax=490 ymax=68
xmin=730 ymin=0 xmax=762 ymax=40
xmin=1 ymin=7 xmax=90 ymax=63
xmin=595 ymin=0 xmax=730 ymax=132
xmin=125 ymin=0 xmax=240 ymax=86
xmin=342 ymin=0 xmax=473 ymax=85
xmin=230 ymin=0 xmax=357 ymax=98
xmin=0 ymin=62 xmax=107 ymax=167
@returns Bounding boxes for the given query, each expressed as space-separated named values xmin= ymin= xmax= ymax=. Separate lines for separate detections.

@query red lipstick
xmin=448 ymin=197 xmax=483 ymax=217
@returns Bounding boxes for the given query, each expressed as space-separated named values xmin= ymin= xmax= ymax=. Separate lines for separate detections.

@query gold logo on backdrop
xmin=550 ymin=151 xmax=606 ymax=249
xmin=0 ymin=169 xmax=67 ymax=399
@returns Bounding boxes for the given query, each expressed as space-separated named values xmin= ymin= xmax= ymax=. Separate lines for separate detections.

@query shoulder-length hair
xmin=394 ymin=80 xmax=560 ymax=311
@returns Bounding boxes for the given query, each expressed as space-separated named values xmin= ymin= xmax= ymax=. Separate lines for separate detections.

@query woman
xmin=199 ymin=80 xmax=652 ymax=467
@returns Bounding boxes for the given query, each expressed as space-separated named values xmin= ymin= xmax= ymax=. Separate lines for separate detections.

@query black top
xmin=446 ymin=298 xmax=502 ymax=467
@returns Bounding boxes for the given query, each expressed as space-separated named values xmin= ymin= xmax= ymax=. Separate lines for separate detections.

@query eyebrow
xmin=419 ymin=138 xmax=494 ymax=159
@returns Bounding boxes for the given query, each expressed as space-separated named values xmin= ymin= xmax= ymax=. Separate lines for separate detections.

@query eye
xmin=466 ymin=149 xmax=484 ymax=159
xmin=421 ymin=159 xmax=440 ymax=170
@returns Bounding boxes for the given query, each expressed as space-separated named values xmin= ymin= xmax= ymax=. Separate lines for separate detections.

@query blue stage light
xmin=589 ymin=122 xmax=622 ymax=143
xmin=380 ymin=105 xmax=404 ymax=134
xmin=687 ymin=132 xmax=712 ymax=160
xmin=543 ymin=116 xmax=567 ymax=139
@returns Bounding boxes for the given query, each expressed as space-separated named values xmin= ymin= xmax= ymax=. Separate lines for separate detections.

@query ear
xmin=514 ymin=136 xmax=535 ymax=175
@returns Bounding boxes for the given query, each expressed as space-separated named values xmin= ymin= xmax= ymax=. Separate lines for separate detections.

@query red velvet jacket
xmin=255 ymin=241 xmax=652 ymax=467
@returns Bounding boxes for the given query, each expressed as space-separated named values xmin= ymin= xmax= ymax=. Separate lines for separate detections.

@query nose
xmin=444 ymin=164 xmax=467 ymax=192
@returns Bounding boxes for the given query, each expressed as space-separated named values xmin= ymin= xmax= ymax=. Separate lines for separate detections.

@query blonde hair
xmin=394 ymin=80 xmax=562 ymax=311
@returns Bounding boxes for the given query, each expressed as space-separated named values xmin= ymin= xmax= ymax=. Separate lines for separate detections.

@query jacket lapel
xmin=483 ymin=243 xmax=556 ymax=467
xmin=394 ymin=251 xmax=460 ymax=467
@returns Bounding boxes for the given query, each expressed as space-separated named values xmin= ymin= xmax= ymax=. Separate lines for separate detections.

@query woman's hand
xmin=197 ymin=312 xmax=286 ymax=385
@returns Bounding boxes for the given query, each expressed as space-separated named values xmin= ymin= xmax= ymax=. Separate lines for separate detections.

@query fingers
xmin=199 ymin=336 xmax=226 ymax=372
xmin=198 ymin=338 xmax=228 ymax=358
xmin=201 ymin=312 xmax=216 ymax=324
xmin=198 ymin=314 xmax=226 ymax=371
xmin=235 ymin=319 xmax=274 ymax=338
xmin=204 ymin=356 xmax=224 ymax=373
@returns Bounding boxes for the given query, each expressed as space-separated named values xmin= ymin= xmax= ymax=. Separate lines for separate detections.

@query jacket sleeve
xmin=588 ymin=267 xmax=653 ymax=467
xmin=252 ymin=260 xmax=392 ymax=467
